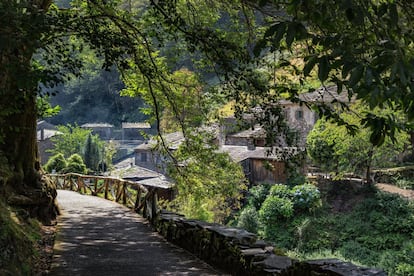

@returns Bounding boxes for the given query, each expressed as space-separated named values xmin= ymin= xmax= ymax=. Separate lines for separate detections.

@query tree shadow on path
xmin=51 ymin=190 xmax=226 ymax=276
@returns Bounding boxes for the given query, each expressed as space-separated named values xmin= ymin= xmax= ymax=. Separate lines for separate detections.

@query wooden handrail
xmin=47 ymin=173 xmax=158 ymax=221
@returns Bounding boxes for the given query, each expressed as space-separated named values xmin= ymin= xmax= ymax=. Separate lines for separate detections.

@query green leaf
xmin=285 ymin=23 xmax=295 ymax=48
xmin=389 ymin=3 xmax=399 ymax=27
xmin=271 ymin=22 xmax=287 ymax=49
xmin=318 ymin=56 xmax=329 ymax=82
xmin=349 ymin=65 xmax=364 ymax=87
xmin=303 ymin=56 xmax=317 ymax=76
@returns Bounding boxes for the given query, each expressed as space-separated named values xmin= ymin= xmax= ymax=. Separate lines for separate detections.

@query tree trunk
xmin=0 ymin=0 xmax=57 ymax=224
xmin=365 ymin=147 xmax=374 ymax=186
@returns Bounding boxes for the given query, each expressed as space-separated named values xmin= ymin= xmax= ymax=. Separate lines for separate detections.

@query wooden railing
xmin=48 ymin=173 xmax=159 ymax=221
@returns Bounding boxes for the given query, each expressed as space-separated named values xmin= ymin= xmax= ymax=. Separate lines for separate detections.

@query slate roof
xmin=111 ymin=158 xmax=174 ymax=189
xmin=37 ymin=120 xmax=57 ymax=130
xmin=279 ymin=85 xmax=353 ymax=105
xmin=137 ymin=177 xmax=174 ymax=189
xmin=111 ymin=157 xmax=161 ymax=179
xmin=37 ymin=129 xmax=61 ymax=141
xmin=299 ymin=86 xmax=352 ymax=103
xmin=122 ymin=122 xmax=151 ymax=129
xmin=220 ymin=145 xmax=305 ymax=162
xmin=226 ymin=125 xmax=266 ymax=139
xmin=135 ymin=132 xmax=185 ymax=151
xmin=81 ymin=123 xmax=114 ymax=128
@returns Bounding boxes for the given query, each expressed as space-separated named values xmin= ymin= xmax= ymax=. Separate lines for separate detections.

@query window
xmin=295 ymin=109 xmax=303 ymax=120
xmin=141 ymin=152 xmax=147 ymax=162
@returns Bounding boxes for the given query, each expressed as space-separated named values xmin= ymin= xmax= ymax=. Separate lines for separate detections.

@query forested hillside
xmin=47 ymin=68 xmax=148 ymax=126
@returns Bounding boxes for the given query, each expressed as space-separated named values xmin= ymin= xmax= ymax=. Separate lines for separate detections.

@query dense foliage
xmin=307 ymin=102 xmax=410 ymax=177
xmin=236 ymin=183 xmax=414 ymax=275
xmin=166 ymin=132 xmax=247 ymax=223
xmin=47 ymin=124 xmax=113 ymax=173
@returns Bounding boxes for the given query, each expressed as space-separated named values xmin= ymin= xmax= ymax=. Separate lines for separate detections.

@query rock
xmin=254 ymin=254 xmax=293 ymax=271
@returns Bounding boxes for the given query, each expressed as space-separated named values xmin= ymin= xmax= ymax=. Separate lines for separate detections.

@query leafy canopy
xmin=307 ymin=102 xmax=409 ymax=175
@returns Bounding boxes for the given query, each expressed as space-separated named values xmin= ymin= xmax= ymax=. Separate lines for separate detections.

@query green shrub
xmin=44 ymin=153 xmax=67 ymax=173
xmin=259 ymin=196 xmax=294 ymax=223
xmin=237 ymin=206 xmax=259 ymax=234
xmin=248 ymin=183 xmax=272 ymax=210
xmin=63 ymin=154 xmax=87 ymax=174
xmin=378 ymin=241 xmax=414 ymax=275
xmin=269 ymin=184 xmax=291 ymax=198
xmin=291 ymin=184 xmax=321 ymax=212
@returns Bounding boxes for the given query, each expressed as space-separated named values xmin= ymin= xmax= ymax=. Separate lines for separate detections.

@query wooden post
xmin=77 ymin=176 xmax=82 ymax=193
xmin=115 ymin=181 xmax=123 ymax=202
xmin=134 ymin=188 xmax=142 ymax=212
xmin=93 ymin=178 xmax=98 ymax=195
xmin=104 ymin=179 xmax=109 ymax=199
xmin=122 ymin=183 xmax=127 ymax=205
xmin=70 ymin=176 xmax=74 ymax=191
xmin=151 ymin=188 xmax=158 ymax=222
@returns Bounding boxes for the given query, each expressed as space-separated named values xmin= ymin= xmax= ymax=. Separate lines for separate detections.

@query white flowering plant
xmin=291 ymin=184 xmax=321 ymax=212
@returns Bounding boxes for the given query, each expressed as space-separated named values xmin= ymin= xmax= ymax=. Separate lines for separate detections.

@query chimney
xmin=40 ymin=128 xmax=45 ymax=141
xmin=247 ymin=138 xmax=255 ymax=150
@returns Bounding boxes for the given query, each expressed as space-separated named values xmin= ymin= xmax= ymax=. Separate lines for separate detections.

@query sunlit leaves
xmin=167 ymin=131 xmax=247 ymax=223
xmin=250 ymin=0 xmax=414 ymax=145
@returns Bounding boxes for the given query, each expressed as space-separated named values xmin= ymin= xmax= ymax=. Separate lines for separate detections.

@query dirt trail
xmin=376 ymin=183 xmax=414 ymax=200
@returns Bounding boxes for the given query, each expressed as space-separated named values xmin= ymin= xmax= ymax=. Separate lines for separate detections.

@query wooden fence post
xmin=134 ymin=188 xmax=142 ymax=212
xmin=104 ymin=179 xmax=109 ymax=199
xmin=93 ymin=178 xmax=98 ymax=195
xmin=122 ymin=183 xmax=127 ymax=205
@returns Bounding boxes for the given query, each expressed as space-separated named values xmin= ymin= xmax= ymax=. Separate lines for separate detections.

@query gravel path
xmin=50 ymin=190 xmax=225 ymax=276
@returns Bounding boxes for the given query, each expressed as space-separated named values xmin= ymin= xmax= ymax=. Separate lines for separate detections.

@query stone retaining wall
xmin=152 ymin=211 xmax=386 ymax=275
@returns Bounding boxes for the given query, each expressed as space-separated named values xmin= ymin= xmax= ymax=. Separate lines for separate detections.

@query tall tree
xmin=0 ymin=0 xmax=59 ymax=222
xmin=83 ymin=133 xmax=101 ymax=172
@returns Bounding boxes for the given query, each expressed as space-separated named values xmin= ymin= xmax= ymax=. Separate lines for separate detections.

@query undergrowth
xmin=235 ymin=183 xmax=414 ymax=275
xmin=0 ymin=200 xmax=42 ymax=275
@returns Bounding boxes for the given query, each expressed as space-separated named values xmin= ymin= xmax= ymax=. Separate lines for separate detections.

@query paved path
xmin=51 ymin=190 xmax=224 ymax=276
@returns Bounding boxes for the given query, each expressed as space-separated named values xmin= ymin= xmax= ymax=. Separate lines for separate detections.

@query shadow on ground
xmin=51 ymin=190 xmax=225 ymax=276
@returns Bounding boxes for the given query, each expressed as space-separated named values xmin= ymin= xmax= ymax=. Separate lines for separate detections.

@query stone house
xmin=37 ymin=120 xmax=61 ymax=164
xmin=121 ymin=122 xmax=154 ymax=141
xmin=134 ymin=130 xmax=303 ymax=185
xmin=220 ymin=145 xmax=304 ymax=185
xmin=280 ymin=85 xmax=353 ymax=145
xmin=81 ymin=123 xmax=114 ymax=140
xmin=134 ymin=132 xmax=184 ymax=174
